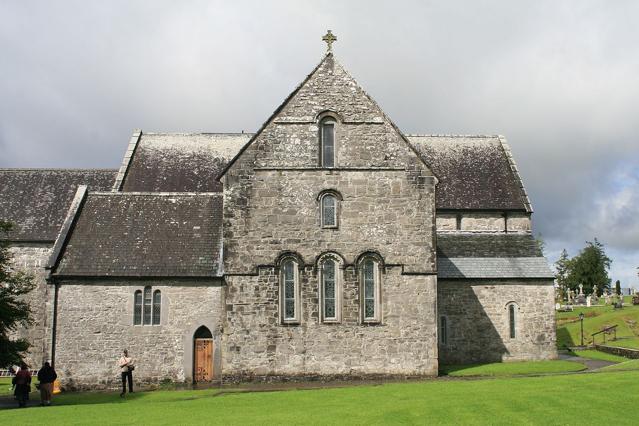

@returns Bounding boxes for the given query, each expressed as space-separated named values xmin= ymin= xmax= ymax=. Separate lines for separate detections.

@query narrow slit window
xmin=509 ymin=304 xmax=516 ymax=339
xmin=321 ymin=119 xmax=335 ymax=167
xmin=152 ymin=290 xmax=161 ymax=325
xmin=322 ymin=194 xmax=337 ymax=227
xmin=322 ymin=259 xmax=337 ymax=320
xmin=363 ymin=260 xmax=376 ymax=319
xmin=281 ymin=259 xmax=299 ymax=322
xmin=440 ymin=316 xmax=448 ymax=344
xmin=143 ymin=286 xmax=152 ymax=325
xmin=133 ymin=290 xmax=142 ymax=325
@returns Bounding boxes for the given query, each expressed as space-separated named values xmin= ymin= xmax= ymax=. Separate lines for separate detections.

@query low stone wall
xmin=595 ymin=345 xmax=639 ymax=359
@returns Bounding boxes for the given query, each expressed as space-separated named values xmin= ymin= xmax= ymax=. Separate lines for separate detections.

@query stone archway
xmin=193 ymin=326 xmax=213 ymax=382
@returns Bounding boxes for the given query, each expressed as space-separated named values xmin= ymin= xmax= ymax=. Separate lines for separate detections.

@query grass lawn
xmin=440 ymin=360 xmax=585 ymax=377
xmin=556 ymin=298 xmax=639 ymax=349
xmin=2 ymin=371 xmax=639 ymax=424
xmin=569 ymin=349 xmax=629 ymax=363
xmin=600 ymin=359 xmax=639 ymax=372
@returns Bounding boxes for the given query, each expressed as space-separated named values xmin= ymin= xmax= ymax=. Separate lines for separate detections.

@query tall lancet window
xmin=320 ymin=118 xmax=336 ymax=168
xmin=360 ymin=257 xmax=382 ymax=323
xmin=321 ymin=194 xmax=337 ymax=228
xmin=280 ymin=258 xmax=300 ymax=324
xmin=319 ymin=254 xmax=342 ymax=323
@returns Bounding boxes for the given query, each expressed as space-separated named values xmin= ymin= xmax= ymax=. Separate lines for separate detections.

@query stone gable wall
xmin=53 ymin=280 xmax=223 ymax=390
xmin=8 ymin=244 xmax=52 ymax=367
xmin=437 ymin=279 xmax=557 ymax=364
xmin=223 ymin=268 xmax=438 ymax=379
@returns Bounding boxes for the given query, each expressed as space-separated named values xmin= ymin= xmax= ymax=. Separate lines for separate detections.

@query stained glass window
xmin=323 ymin=259 xmax=336 ymax=319
xmin=509 ymin=304 xmax=516 ymax=339
xmin=321 ymin=120 xmax=335 ymax=168
xmin=133 ymin=290 xmax=142 ymax=325
xmin=283 ymin=260 xmax=296 ymax=320
xmin=152 ymin=290 xmax=161 ymax=325
xmin=143 ymin=286 xmax=152 ymax=325
xmin=322 ymin=195 xmax=336 ymax=227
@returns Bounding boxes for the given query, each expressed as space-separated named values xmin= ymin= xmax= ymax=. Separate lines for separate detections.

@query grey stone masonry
xmin=53 ymin=280 xmax=224 ymax=390
xmin=437 ymin=280 xmax=557 ymax=364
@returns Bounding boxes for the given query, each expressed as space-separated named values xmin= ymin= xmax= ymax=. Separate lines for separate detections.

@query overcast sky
xmin=1 ymin=0 xmax=637 ymax=286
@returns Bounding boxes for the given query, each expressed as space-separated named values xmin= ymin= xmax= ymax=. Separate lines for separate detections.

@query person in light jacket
xmin=118 ymin=349 xmax=134 ymax=397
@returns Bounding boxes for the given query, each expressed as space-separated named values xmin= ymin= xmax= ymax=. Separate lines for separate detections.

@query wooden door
xmin=194 ymin=338 xmax=213 ymax=382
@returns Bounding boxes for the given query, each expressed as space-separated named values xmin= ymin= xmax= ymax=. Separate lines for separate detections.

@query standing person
xmin=37 ymin=361 xmax=57 ymax=406
xmin=118 ymin=349 xmax=134 ymax=397
xmin=13 ymin=362 xmax=31 ymax=408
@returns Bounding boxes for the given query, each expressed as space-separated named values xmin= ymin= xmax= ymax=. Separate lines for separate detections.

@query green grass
xmin=569 ymin=349 xmax=629 ymax=363
xmin=600 ymin=359 xmax=639 ymax=372
xmin=440 ymin=360 xmax=586 ymax=377
xmin=556 ymin=298 xmax=639 ymax=349
xmin=2 ymin=372 xmax=639 ymax=424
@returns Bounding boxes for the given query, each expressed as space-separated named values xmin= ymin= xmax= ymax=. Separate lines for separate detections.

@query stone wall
xmin=8 ymin=243 xmax=52 ymax=367
xmin=437 ymin=279 xmax=556 ymax=364
xmin=53 ymin=280 xmax=223 ymax=390
xmin=435 ymin=212 xmax=531 ymax=233
xmin=223 ymin=267 xmax=438 ymax=380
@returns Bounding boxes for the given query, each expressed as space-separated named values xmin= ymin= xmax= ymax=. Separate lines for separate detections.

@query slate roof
xmin=436 ymin=233 xmax=553 ymax=279
xmin=117 ymin=132 xmax=251 ymax=192
xmin=51 ymin=192 xmax=222 ymax=278
xmin=0 ymin=169 xmax=117 ymax=242
xmin=407 ymin=135 xmax=531 ymax=212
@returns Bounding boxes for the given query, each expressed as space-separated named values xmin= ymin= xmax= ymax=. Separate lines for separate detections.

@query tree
xmin=555 ymin=249 xmax=571 ymax=300
xmin=0 ymin=221 xmax=35 ymax=367
xmin=615 ymin=280 xmax=621 ymax=296
xmin=566 ymin=239 xmax=612 ymax=296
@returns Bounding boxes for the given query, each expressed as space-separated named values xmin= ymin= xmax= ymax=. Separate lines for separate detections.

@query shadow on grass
xmin=556 ymin=324 xmax=576 ymax=349
xmin=439 ymin=363 xmax=488 ymax=376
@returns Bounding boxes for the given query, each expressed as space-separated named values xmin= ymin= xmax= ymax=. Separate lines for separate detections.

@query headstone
xmin=568 ymin=290 xmax=575 ymax=304
xmin=586 ymin=296 xmax=591 ymax=307
xmin=578 ymin=283 xmax=584 ymax=295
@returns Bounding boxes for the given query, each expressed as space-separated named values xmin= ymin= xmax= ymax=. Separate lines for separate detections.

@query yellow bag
xmin=53 ymin=379 xmax=61 ymax=394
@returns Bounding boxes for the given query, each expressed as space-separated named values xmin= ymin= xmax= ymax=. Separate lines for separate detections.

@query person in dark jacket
xmin=37 ymin=362 xmax=57 ymax=406
xmin=12 ymin=362 xmax=31 ymax=408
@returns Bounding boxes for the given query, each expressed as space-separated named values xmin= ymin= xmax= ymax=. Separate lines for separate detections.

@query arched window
xmin=320 ymin=117 xmax=336 ymax=168
xmin=280 ymin=258 xmax=300 ymax=324
xmin=153 ymin=290 xmax=161 ymax=325
xmin=321 ymin=194 xmax=337 ymax=228
xmin=318 ymin=254 xmax=342 ymax=323
xmin=143 ymin=286 xmax=152 ymax=325
xmin=508 ymin=303 xmax=517 ymax=339
xmin=133 ymin=290 xmax=142 ymax=325
xmin=360 ymin=257 xmax=382 ymax=323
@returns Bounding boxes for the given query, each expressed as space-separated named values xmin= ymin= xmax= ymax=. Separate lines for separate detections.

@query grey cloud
xmin=1 ymin=0 xmax=637 ymax=283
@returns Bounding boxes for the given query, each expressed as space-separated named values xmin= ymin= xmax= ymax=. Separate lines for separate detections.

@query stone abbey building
xmin=1 ymin=45 xmax=556 ymax=388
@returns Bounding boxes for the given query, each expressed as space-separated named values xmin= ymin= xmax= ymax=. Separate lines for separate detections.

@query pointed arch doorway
xmin=193 ymin=326 xmax=213 ymax=382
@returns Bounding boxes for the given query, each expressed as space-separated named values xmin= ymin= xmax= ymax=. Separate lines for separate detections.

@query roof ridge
xmin=142 ymin=132 xmax=253 ymax=136
xmin=90 ymin=191 xmax=222 ymax=196
xmin=405 ymin=134 xmax=501 ymax=138
xmin=0 ymin=168 xmax=118 ymax=172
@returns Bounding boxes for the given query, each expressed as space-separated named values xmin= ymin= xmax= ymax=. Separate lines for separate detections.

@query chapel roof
xmin=49 ymin=190 xmax=222 ymax=278
xmin=436 ymin=233 xmax=553 ymax=279
xmin=115 ymin=131 xmax=251 ymax=193
xmin=0 ymin=169 xmax=117 ymax=242
xmin=407 ymin=135 xmax=532 ymax=212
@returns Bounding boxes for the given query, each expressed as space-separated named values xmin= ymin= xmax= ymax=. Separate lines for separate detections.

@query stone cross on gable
xmin=322 ymin=30 xmax=337 ymax=52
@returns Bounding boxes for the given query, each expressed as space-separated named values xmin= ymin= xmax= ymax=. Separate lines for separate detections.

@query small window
xmin=322 ymin=259 xmax=337 ymax=320
xmin=320 ymin=118 xmax=335 ymax=168
xmin=133 ymin=290 xmax=142 ymax=325
xmin=152 ymin=290 xmax=161 ymax=325
xmin=281 ymin=259 xmax=300 ymax=324
xmin=143 ymin=286 xmax=152 ymax=325
xmin=440 ymin=316 xmax=448 ymax=344
xmin=321 ymin=194 xmax=337 ymax=228
xmin=361 ymin=258 xmax=381 ymax=323
xmin=509 ymin=304 xmax=516 ymax=339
